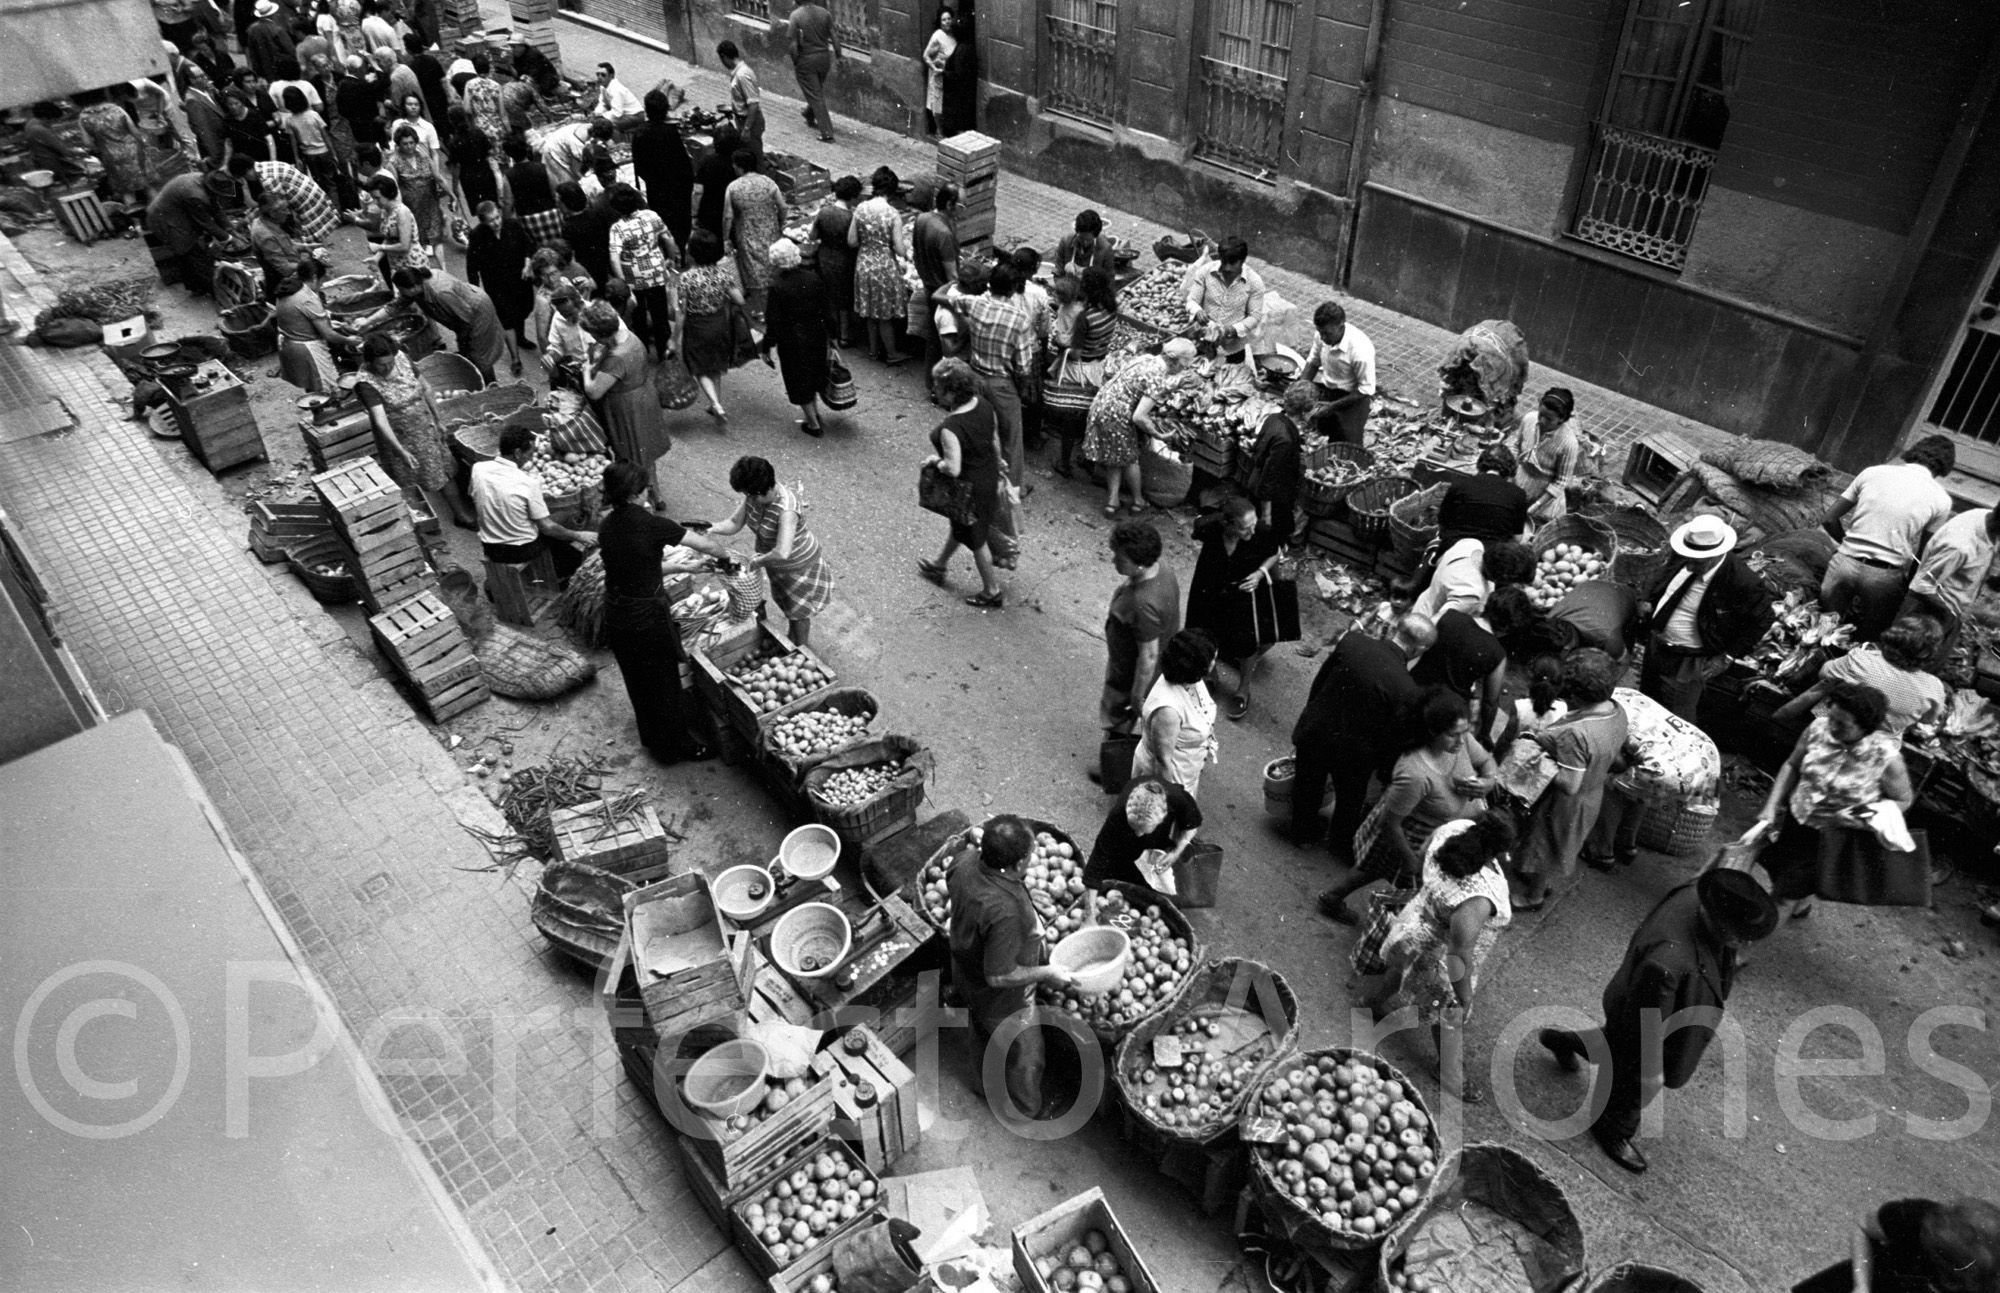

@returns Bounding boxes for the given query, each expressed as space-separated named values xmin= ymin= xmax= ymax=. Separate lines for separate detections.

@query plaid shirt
xmin=254 ymin=161 xmax=337 ymax=244
xmin=945 ymin=286 xmax=1035 ymax=383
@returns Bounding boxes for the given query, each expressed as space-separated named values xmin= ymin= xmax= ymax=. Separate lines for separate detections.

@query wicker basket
xmin=1298 ymin=440 xmax=1375 ymax=518
xmin=1113 ymin=958 xmax=1300 ymax=1145
xmin=1532 ymin=513 xmax=1618 ymax=566
xmin=1386 ymin=482 xmax=1449 ymax=570
xmin=1043 ymin=880 xmax=1208 ymax=1047
xmin=1345 ymin=475 xmax=1419 ymax=544
xmin=476 ymin=622 xmax=599 ymax=700
xmin=531 ymin=860 xmax=635 ymax=971
xmin=1589 ymin=505 xmax=1670 ymax=590
xmin=1637 ymin=796 xmax=1717 ymax=857
xmin=220 ymin=301 xmax=277 ymax=358
xmin=907 ymin=816 xmax=1083 ymax=935
xmin=800 ymin=735 xmax=934 ymax=847
xmin=1245 ymin=1046 xmax=1441 ymax=1253
xmin=1378 ymin=1143 xmax=1587 ymax=1293
xmin=1584 ymin=1264 xmax=1707 ymax=1293
xmin=755 ymin=686 xmax=881 ymax=784
xmin=284 ymin=534 xmax=357 ymax=603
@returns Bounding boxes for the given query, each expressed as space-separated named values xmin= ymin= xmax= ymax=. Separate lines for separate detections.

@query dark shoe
xmin=1316 ymin=890 xmax=1357 ymax=925
xmin=801 ymin=106 xmax=814 ymax=125
xmin=882 ymin=353 xmax=911 ymax=367
xmin=818 ymin=133 xmax=835 ymax=144
xmin=915 ymin=558 xmax=947 ymax=585
xmin=1085 ymin=767 xmax=1104 ymax=787
xmin=965 ymin=590 xmax=1005 ymax=609
xmin=1592 ymin=1130 xmax=1649 ymax=1174
xmin=1539 ymin=1028 xmax=1585 ymax=1074
xmin=798 ymin=419 xmax=824 ymax=438
xmin=1583 ymin=852 xmax=1614 ymax=873
xmin=1226 ymin=694 xmax=1250 ymax=721
xmin=1051 ymin=459 xmax=1074 ymax=479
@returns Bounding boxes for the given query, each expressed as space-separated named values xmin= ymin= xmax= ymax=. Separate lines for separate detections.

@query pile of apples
xmin=728 ymin=649 xmax=834 ymax=713
xmin=1525 ymin=542 xmax=1609 ymax=611
xmin=526 ymin=447 xmax=610 ymax=498
xmin=1029 ymin=1229 xmax=1137 ymax=1293
xmin=1127 ymin=1014 xmax=1270 ymax=1132
xmin=767 ymin=708 xmax=869 ymax=759
xmin=813 ymin=762 xmax=902 ymax=807
xmin=737 ymin=1149 xmax=877 ymax=1270
xmin=917 ymin=827 xmax=1086 ymax=932
xmin=1250 ymin=1053 xmax=1438 ymax=1239
xmin=709 ymin=1074 xmax=814 ymax=1143
xmin=1042 ymin=890 xmax=1194 ymax=1034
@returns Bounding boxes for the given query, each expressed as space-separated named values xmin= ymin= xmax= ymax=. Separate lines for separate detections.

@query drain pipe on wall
xmin=1338 ymin=0 xmax=1388 ymax=287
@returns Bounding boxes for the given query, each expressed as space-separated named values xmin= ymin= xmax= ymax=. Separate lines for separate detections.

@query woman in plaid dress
xmin=708 ymin=455 xmax=834 ymax=646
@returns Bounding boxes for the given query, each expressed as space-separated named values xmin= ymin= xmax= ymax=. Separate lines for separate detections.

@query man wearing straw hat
xmin=1540 ymin=867 xmax=1779 ymax=1174
xmin=1637 ymin=514 xmax=1773 ymax=722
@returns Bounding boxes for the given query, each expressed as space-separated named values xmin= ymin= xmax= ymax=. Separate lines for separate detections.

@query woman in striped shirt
xmin=1047 ymin=266 xmax=1117 ymax=478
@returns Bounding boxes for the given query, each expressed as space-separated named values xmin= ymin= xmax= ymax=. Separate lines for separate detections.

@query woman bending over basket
xmin=350 ymin=332 xmax=478 ymax=531
xmin=704 ymin=455 xmax=835 ymax=647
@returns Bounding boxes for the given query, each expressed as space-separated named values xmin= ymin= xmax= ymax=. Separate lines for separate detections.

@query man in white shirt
xmin=1183 ymin=236 xmax=1266 ymax=365
xmin=1820 ymin=435 xmax=1956 ymax=641
xmin=538 ymin=119 xmax=591 ymax=189
xmin=1297 ymin=299 xmax=1376 ymax=445
xmin=470 ymin=424 xmax=596 ymax=581
xmin=716 ymin=40 xmax=765 ymax=154
xmin=539 ymin=286 xmax=589 ymax=387
xmin=1412 ymin=538 xmax=1534 ymax=625
xmin=1902 ymin=505 xmax=1999 ymax=667
xmin=592 ymin=61 xmax=643 ymax=122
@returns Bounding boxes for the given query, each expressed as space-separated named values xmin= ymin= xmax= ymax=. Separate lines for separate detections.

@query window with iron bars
xmin=1571 ymin=0 xmax=1760 ymax=270
xmin=732 ymin=0 xmax=771 ymax=19
xmin=828 ymin=0 xmax=873 ymax=51
xmin=1043 ymin=0 xmax=1119 ymax=125
xmin=1193 ymin=0 xmax=1295 ymax=179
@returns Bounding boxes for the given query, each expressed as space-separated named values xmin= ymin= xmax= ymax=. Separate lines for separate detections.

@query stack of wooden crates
xmin=938 ymin=132 xmax=1000 ymax=249
xmin=510 ymin=0 xmax=562 ymax=72
xmin=312 ymin=458 xmax=435 ymax=613
xmin=367 ymin=589 xmax=490 ymax=721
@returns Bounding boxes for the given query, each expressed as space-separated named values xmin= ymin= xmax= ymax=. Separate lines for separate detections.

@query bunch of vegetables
xmin=1153 ymin=381 xmax=1236 ymax=448
xmin=813 ymin=762 xmax=904 ymax=806
xmin=1303 ymin=455 xmax=1371 ymax=494
xmin=1748 ymin=590 xmax=1855 ymax=689
xmin=1042 ymin=890 xmax=1194 ymax=1033
xmin=767 ymin=708 xmax=869 ymax=759
xmin=1311 ymin=563 xmax=1389 ymax=621
xmin=729 ymin=649 xmax=834 ymax=713
xmin=1250 ymin=1052 xmax=1438 ymax=1239
xmin=738 ymin=1150 xmax=877 ymax=1269
xmin=1126 ymin=1015 xmax=1267 ymax=1132
xmin=1029 ymin=1230 xmax=1137 ymax=1293
xmin=1525 ymin=544 xmax=1609 ymax=610
xmin=918 ymin=827 xmax=1085 ymax=932
xmin=1117 ymin=266 xmax=1193 ymax=334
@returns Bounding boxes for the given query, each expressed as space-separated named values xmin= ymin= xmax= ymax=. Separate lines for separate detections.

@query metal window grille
xmin=1570 ymin=0 xmax=1759 ymax=269
xmin=1924 ymin=272 xmax=2000 ymax=447
xmin=1043 ymin=0 xmax=1118 ymax=124
xmin=732 ymin=0 xmax=770 ymax=18
xmin=1193 ymin=0 xmax=1294 ymax=177
xmin=828 ymin=0 xmax=872 ymax=51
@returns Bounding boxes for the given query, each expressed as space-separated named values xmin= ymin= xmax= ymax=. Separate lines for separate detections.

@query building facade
xmin=614 ymin=0 xmax=2000 ymax=483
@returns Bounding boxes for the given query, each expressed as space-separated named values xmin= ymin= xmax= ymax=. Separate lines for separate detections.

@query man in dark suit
xmin=1540 ymin=867 xmax=1778 ymax=1174
xmin=1289 ymin=613 xmax=1435 ymax=857
xmin=1639 ymin=514 xmax=1774 ymax=721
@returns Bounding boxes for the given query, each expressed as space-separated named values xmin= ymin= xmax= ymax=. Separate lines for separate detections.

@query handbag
xmin=654 ymin=353 xmax=700 ymax=410
xmin=918 ymin=462 xmax=978 ymax=527
xmin=822 ymin=352 xmax=857 ymax=410
xmin=1496 ymin=737 xmax=1561 ymax=808
xmin=1249 ymin=570 xmax=1302 ymax=647
xmin=1043 ymin=351 xmax=1099 ymax=414
xmin=1350 ymin=886 xmax=1414 ymax=976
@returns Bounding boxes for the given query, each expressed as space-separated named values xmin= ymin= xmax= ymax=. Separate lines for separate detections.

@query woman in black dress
xmin=464 ymin=201 xmax=537 ymax=373
xmin=758 ymin=239 xmax=833 ymax=436
xmin=444 ymin=105 xmax=499 ymax=213
xmin=915 ymin=358 xmax=1008 ymax=609
xmin=1186 ymin=492 xmax=1284 ymax=720
xmin=1084 ymin=777 xmax=1203 ymax=893
xmin=631 ymin=88 xmax=695 ymax=249
xmin=692 ymin=123 xmax=739 ymax=239
xmin=812 ymin=174 xmax=861 ymax=347
xmin=595 ymin=463 xmax=736 ymax=764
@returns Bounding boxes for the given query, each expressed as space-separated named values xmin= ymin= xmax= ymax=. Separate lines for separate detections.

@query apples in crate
xmin=739 ymin=1149 xmax=879 ymax=1270
xmin=729 ymin=649 xmax=834 ymax=713
xmin=527 ymin=446 xmax=611 ymax=496
xmin=919 ymin=827 xmax=1084 ymax=931
xmin=768 ymin=709 xmax=869 ymax=759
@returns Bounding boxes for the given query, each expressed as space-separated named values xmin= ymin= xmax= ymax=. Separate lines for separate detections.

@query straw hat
xmin=253 ymin=0 xmax=279 ymax=17
xmin=1669 ymin=514 xmax=1738 ymax=560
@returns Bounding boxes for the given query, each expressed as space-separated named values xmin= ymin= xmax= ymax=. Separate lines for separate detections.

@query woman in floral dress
xmin=388 ymin=122 xmax=450 ymax=265
xmin=673 ymin=229 xmax=750 ymax=420
xmin=847 ymin=166 xmax=908 ymax=364
xmin=77 ymin=90 xmax=150 ymax=205
xmin=1082 ymin=338 xmax=1195 ymax=517
xmin=708 ymin=455 xmax=835 ymax=646
xmin=351 ymin=331 xmax=476 ymax=531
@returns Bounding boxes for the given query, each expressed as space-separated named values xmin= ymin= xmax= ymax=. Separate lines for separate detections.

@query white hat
xmin=253 ymin=0 xmax=279 ymax=16
xmin=1670 ymin=514 xmax=1737 ymax=560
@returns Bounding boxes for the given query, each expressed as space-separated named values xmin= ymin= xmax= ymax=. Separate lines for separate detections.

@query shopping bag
xmin=541 ymin=390 xmax=611 ymax=455
xmin=918 ymin=462 xmax=978 ymax=527
xmin=1249 ymin=573 xmax=1302 ymax=647
xmin=1496 ymin=737 xmax=1560 ymax=808
xmin=1350 ymin=886 xmax=1413 ymax=976
xmin=822 ymin=353 xmax=857 ymax=410
xmin=654 ymin=353 xmax=700 ymax=410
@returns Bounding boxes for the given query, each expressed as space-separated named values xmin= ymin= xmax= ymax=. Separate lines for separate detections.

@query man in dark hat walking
xmin=1539 ymin=868 xmax=1779 ymax=1174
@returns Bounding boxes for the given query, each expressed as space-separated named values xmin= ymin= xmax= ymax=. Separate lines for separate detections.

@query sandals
xmin=915 ymin=559 xmax=947 ymax=585
xmin=964 ymin=590 xmax=1004 ymax=609
xmin=1103 ymin=504 xmax=1121 ymax=518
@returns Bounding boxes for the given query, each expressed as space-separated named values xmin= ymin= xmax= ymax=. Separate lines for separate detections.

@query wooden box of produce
xmin=368 ymin=590 xmax=489 ymax=721
xmin=692 ymin=619 xmax=838 ymax=744
xmin=731 ymin=1140 xmax=884 ymax=1277
xmin=166 ymin=360 xmax=267 ymax=473
xmin=551 ymin=793 xmax=674 ymax=878
xmin=1245 ymin=1047 xmax=1441 ymax=1251
xmin=802 ymin=737 xmax=933 ymax=851
xmin=907 ymin=817 xmax=1087 ymax=937
xmin=823 ymin=1025 xmax=919 ymax=1173
xmin=1040 ymin=882 xmax=1204 ymax=1047
xmin=756 ymin=687 xmax=880 ymax=785
xmin=302 ymin=403 xmax=375 ymax=471
xmin=688 ymin=1049 xmax=840 ymax=1192
xmin=625 ymin=872 xmax=748 ymax=1040
xmin=248 ymin=499 xmax=329 ymax=562
xmin=1012 ymin=1187 xmax=1161 ymax=1293
xmin=313 ymin=456 xmax=404 ymax=540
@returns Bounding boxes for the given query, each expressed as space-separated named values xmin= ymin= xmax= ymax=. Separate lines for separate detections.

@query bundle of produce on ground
xmin=527 ymin=447 xmax=611 ymax=497
xmin=1251 ymin=1052 xmax=1439 ymax=1239
xmin=738 ymin=1150 xmax=878 ymax=1269
xmin=767 ymin=708 xmax=871 ymax=758
xmin=1125 ymin=1015 xmax=1264 ymax=1130
xmin=812 ymin=761 xmax=906 ymax=806
xmin=1118 ymin=265 xmax=1194 ymax=334
xmin=1042 ymin=890 xmax=1194 ymax=1030
xmin=918 ymin=828 xmax=1085 ymax=932
xmin=1525 ymin=544 xmax=1608 ymax=610
xmin=729 ymin=649 xmax=834 ymax=713
xmin=1027 ymin=1230 xmax=1137 ymax=1293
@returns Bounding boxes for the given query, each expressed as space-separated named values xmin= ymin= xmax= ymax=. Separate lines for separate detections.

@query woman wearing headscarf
xmin=273 ymin=258 xmax=351 ymax=392
xmin=758 ymin=239 xmax=834 ymax=437
xmin=1245 ymin=379 xmax=1309 ymax=545
xmin=706 ymin=455 xmax=836 ymax=646
xmin=351 ymin=330 xmax=476 ymax=530
xmin=1514 ymin=387 xmax=1582 ymax=524
xmin=580 ymin=300 xmax=669 ymax=491
xmin=463 ymin=200 xmax=535 ymax=375
xmin=1185 ymin=491 xmax=1285 ymax=721
xmin=359 ymin=264 xmax=507 ymax=383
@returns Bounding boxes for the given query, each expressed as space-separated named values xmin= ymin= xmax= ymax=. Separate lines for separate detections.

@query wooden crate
xmin=626 ymin=873 xmax=748 ymax=1040
xmin=551 ymin=796 xmax=674 ymax=875
xmin=313 ymin=458 xmax=405 ymax=535
xmin=369 ymin=592 xmax=486 ymax=721
xmin=824 ymin=1025 xmax=919 ymax=1172
xmin=689 ymin=1052 xmax=839 ymax=1192
xmin=1621 ymin=431 xmax=1701 ymax=506
xmin=762 ymin=1216 xmax=904 ymax=1293
xmin=729 ymin=1139 xmax=884 ymax=1278
xmin=1304 ymin=516 xmax=1377 ymax=570
xmin=743 ymin=947 xmax=815 ymax=1026
xmin=303 ymin=405 xmax=375 ymax=470
xmin=937 ymin=131 xmax=1001 ymax=167
xmin=690 ymin=619 xmax=839 ymax=745
xmin=1012 ymin=1188 xmax=1161 ymax=1293
xmin=166 ymin=362 xmax=267 ymax=472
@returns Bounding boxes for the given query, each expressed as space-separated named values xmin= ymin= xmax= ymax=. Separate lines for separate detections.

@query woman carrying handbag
xmin=916 ymin=358 xmax=1009 ymax=608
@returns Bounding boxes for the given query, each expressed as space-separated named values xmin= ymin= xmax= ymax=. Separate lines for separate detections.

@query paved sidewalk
xmin=527 ymin=2 xmax=1733 ymax=464
xmin=0 ymin=239 xmax=723 ymax=1293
